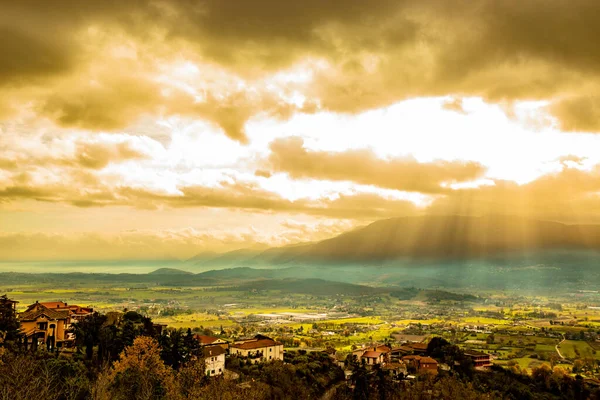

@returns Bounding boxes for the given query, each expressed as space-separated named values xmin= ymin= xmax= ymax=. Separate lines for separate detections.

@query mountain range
xmin=188 ymin=215 xmax=600 ymax=267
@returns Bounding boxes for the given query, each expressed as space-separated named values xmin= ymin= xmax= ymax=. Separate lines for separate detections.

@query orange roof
xmin=376 ymin=345 xmax=391 ymax=353
xmin=232 ymin=339 xmax=281 ymax=350
xmin=362 ymin=351 xmax=383 ymax=358
xmin=195 ymin=335 xmax=223 ymax=345
xmin=419 ymin=356 xmax=438 ymax=365
xmin=410 ymin=343 xmax=428 ymax=350
xmin=402 ymin=355 xmax=419 ymax=361
xmin=39 ymin=301 xmax=68 ymax=309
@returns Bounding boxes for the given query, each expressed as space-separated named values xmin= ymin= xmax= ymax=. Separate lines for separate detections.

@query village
xmin=5 ymin=293 xmax=600 ymax=386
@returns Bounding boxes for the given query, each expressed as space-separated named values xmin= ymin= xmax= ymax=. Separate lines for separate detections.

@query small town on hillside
xmin=0 ymin=295 xmax=579 ymax=386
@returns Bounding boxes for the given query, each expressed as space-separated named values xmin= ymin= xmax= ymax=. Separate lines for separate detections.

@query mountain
xmin=186 ymin=251 xmax=220 ymax=262
xmin=149 ymin=268 xmax=193 ymax=275
xmin=190 ymin=248 xmax=266 ymax=268
xmin=253 ymin=215 xmax=600 ymax=264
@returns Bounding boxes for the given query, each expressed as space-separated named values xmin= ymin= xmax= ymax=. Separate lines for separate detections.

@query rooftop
xmin=203 ymin=345 xmax=226 ymax=358
xmin=362 ymin=351 xmax=383 ymax=358
xmin=231 ymin=338 xmax=282 ymax=350
xmin=19 ymin=305 xmax=70 ymax=322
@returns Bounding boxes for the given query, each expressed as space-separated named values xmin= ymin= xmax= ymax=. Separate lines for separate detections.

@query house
xmin=383 ymin=362 xmax=407 ymax=379
xmin=408 ymin=342 xmax=428 ymax=355
xmin=27 ymin=301 xmax=94 ymax=325
xmin=374 ymin=344 xmax=392 ymax=357
xmin=402 ymin=355 xmax=438 ymax=375
xmin=464 ymin=350 xmax=492 ymax=369
xmin=19 ymin=304 xmax=70 ymax=350
xmin=203 ymin=345 xmax=226 ymax=376
xmin=230 ymin=335 xmax=283 ymax=363
xmin=25 ymin=301 xmax=94 ymax=341
xmin=195 ymin=334 xmax=229 ymax=350
xmin=352 ymin=345 xmax=392 ymax=367
xmin=32 ymin=301 xmax=93 ymax=320
xmin=390 ymin=345 xmax=414 ymax=361
xmin=361 ymin=351 xmax=385 ymax=366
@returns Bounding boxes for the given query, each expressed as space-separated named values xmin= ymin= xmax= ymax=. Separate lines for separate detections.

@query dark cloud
xmin=3 ymin=1 xmax=600 ymax=135
xmin=548 ymin=95 xmax=600 ymax=132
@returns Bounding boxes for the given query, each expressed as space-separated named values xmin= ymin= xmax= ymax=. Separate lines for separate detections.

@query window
xmin=270 ymin=348 xmax=272 ymax=352
xmin=269 ymin=356 xmax=272 ymax=360
xmin=37 ymin=322 xmax=48 ymax=330
xmin=211 ymin=370 xmax=215 ymax=374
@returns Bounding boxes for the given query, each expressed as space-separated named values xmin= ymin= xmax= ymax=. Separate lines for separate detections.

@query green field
xmin=558 ymin=340 xmax=599 ymax=360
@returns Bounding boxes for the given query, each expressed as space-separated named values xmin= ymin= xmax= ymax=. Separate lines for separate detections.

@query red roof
xmin=419 ymin=356 xmax=438 ymax=365
xmin=39 ymin=301 xmax=68 ymax=309
xmin=376 ymin=345 xmax=391 ymax=353
xmin=232 ymin=339 xmax=282 ymax=350
xmin=195 ymin=335 xmax=221 ymax=345
xmin=362 ymin=351 xmax=383 ymax=358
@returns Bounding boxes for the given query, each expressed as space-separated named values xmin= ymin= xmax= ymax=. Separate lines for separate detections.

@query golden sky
xmin=2 ymin=0 xmax=600 ymax=260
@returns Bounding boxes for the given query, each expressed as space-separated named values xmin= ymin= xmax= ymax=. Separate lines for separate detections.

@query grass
xmin=462 ymin=317 xmax=510 ymax=325
xmin=494 ymin=357 xmax=551 ymax=373
xmin=558 ymin=340 xmax=599 ymax=360
xmin=321 ymin=317 xmax=384 ymax=325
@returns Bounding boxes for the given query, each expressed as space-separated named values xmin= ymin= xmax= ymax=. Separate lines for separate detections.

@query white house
xmin=203 ymin=345 xmax=226 ymax=376
xmin=230 ymin=335 xmax=283 ymax=364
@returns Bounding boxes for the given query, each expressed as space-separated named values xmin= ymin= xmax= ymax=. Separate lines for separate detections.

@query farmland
xmin=3 ymin=268 xmax=600 ymax=378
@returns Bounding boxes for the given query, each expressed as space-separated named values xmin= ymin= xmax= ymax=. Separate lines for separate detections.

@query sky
xmin=2 ymin=0 xmax=600 ymax=260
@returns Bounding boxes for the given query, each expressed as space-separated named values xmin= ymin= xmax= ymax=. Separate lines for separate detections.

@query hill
xmin=149 ymin=268 xmax=193 ymax=276
xmin=253 ymin=215 xmax=600 ymax=264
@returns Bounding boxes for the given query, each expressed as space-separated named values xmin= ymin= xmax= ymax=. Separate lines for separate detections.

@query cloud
xmin=442 ymin=98 xmax=467 ymax=114
xmin=428 ymin=164 xmax=600 ymax=223
xmin=266 ymin=137 xmax=486 ymax=193
xmin=548 ymin=95 xmax=600 ymax=132
xmin=0 ymin=136 xmax=153 ymax=172
xmin=3 ymin=0 xmax=600 ymax=138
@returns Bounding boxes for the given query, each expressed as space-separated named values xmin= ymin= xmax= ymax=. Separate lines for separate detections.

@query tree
xmin=177 ymin=356 xmax=207 ymax=398
xmin=93 ymin=336 xmax=177 ymax=400
xmin=73 ymin=312 xmax=107 ymax=360
xmin=0 ymin=295 xmax=21 ymax=345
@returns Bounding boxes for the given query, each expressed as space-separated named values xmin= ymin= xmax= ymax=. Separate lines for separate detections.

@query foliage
xmin=92 ymin=336 xmax=178 ymax=400
xmin=0 ymin=294 xmax=21 ymax=345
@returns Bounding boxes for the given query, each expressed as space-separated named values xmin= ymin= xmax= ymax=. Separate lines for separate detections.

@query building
xmin=390 ymin=345 xmax=414 ymax=361
xmin=195 ymin=334 xmax=229 ymax=350
xmin=383 ymin=362 xmax=407 ymax=379
xmin=408 ymin=342 xmax=428 ymax=355
xmin=361 ymin=350 xmax=385 ymax=366
xmin=203 ymin=345 xmax=226 ymax=376
xmin=19 ymin=304 xmax=70 ymax=350
xmin=230 ymin=335 xmax=283 ymax=363
xmin=464 ymin=350 xmax=492 ymax=369
xmin=27 ymin=301 xmax=94 ymax=325
xmin=20 ymin=301 xmax=95 ymax=349
xmin=352 ymin=344 xmax=392 ymax=367
xmin=402 ymin=355 xmax=438 ymax=375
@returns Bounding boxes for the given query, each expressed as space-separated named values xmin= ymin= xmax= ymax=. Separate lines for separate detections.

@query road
xmin=555 ymin=334 xmax=566 ymax=359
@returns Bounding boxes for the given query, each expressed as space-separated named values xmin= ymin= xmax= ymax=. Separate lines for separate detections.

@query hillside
xmin=253 ymin=215 xmax=600 ymax=264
